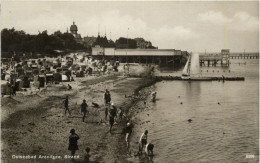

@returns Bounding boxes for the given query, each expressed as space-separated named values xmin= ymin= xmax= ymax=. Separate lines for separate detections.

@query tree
xmin=1 ymin=28 xmax=86 ymax=56
xmin=115 ymin=37 xmax=137 ymax=49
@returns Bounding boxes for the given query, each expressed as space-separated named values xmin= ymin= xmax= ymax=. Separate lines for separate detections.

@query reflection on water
xmin=133 ymin=59 xmax=259 ymax=163
xmin=185 ymin=81 xmax=201 ymax=102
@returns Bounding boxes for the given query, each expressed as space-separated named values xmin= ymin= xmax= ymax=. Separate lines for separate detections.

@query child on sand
xmin=81 ymin=99 xmax=88 ymax=122
xmin=63 ymin=96 xmax=71 ymax=116
xmin=84 ymin=147 xmax=91 ymax=163
xmin=68 ymin=84 xmax=72 ymax=90
xmin=105 ymin=107 xmax=108 ymax=120
xmin=145 ymin=143 xmax=154 ymax=156
xmin=125 ymin=122 xmax=133 ymax=152
xmin=151 ymin=92 xmax=157 ymax=102
xmin=109 ymin=103 xmax=117 ymax=133
xmin=118 ymin=107 xmax=123 ymax=122
xmin=138 ymin=130 xmax=148 ymax=154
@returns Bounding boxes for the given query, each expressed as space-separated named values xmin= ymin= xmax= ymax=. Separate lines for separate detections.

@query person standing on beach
xmin=11 ymin=84 xmax=16 ymax=96
xmin=68 ymin=84 xmax=72 ymax=90
xmin=68 ymin=129 xmax=80 ymax=160
xmin=63 ymin=96 xmax=71 ymax=116
xmin=108 ymin=91 xmax=111 ymax=104
xmin=138 ymin=130 xmax=148 ymax=154
xmin=125 ymin=122 xmax=133 ymax=152
xmin=81 ymin=99 xmax=88 ymax=122
xmin=118 ymin=107 xmax=123 ymax=122
xmin=151 ymin=92 xmax=157 ymax=102
xmin=104 ymin=90 xmax=108 ymax=104
xmin=105 ymin=107 xmax=108 ymax=120
xmin=104 ymin=89 xmax=111 ymax=104
xmin=84 ymin=147 xmax=91 ymax=163
xmin=109 ymin=103 xmax=117 ymax=133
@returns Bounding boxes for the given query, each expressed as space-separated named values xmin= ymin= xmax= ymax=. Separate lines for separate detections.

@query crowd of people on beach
xmin=67 ymin=127 xmax=154 ymax=162
xmin=61 ymin=87 xmax=155 ymax=162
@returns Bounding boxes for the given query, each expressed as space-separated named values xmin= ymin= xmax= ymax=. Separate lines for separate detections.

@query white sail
xmin=190 ymin=53 xmax=200 ymax=76
xmin=182 ymin=56 xmax=190 ymax=76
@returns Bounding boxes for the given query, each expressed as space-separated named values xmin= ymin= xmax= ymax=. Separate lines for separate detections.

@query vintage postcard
xmin=1 ymin=1 xmax=259 ymax=162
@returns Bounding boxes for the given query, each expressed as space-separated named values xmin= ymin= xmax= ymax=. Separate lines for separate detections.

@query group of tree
xmin=114 ymin=37 xmax=157 ymax=49
xmin=115 ymin=37 xmax=137 ymax=49
xmin=1 ymin=28 xmax=86 ymax=58
xmin=1 ymin=28 xmax=157 ymax=60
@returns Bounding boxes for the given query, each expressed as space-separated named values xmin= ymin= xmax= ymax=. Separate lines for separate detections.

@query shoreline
xmin=1 ymin=65 xmax=159 ymax=162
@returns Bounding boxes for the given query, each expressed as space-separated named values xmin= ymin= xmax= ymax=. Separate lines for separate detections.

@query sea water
xmin=135 ymin=58 xmax=259 ymax=163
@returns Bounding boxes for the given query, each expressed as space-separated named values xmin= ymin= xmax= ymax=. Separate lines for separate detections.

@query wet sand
xmin=1 ymin=64 xmax=157 ymax=163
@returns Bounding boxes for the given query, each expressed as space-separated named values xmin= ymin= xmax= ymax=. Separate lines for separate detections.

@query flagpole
xmin=126 ymin=28 xmax=129 ymax=63
xmin=127 ymin=28 xmax=129 ymax=48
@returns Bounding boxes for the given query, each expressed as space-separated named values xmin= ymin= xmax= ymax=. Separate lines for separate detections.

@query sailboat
xmin=181 ymin=53 xmax=211 ymax=81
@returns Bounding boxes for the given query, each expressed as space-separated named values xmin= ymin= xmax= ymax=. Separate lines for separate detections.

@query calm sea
xmin=132 ymin=58 xmax=259 ymax=163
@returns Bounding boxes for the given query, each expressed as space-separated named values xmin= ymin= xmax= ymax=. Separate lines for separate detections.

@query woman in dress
xmin=68 ymin=129 xmax=80 ymax=160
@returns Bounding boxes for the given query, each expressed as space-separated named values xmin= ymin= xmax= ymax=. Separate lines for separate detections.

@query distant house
xmin=93 ymin=35 xmax=109 ymax=47
xmin=221 ymin=49 xmax=230 ymax=64
xmin=134 ymin=37 xmax=156 ymax=49
xmin=83 ymin=36 xmax=97 ymax=48
xmin=134 ymin=38 xmax=146 ymax=49
xmin=92 ymin=45 xmax=104 ymax=55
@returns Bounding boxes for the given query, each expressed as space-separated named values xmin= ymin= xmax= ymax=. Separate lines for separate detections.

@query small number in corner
xmin=246 ymin=154 xmax=255 ymax=159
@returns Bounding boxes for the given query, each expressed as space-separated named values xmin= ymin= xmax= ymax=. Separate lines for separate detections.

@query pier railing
xmin=199 ymin=53 xmax=258 ymax=67
xmin=229 ymin=55 xmax=259 ymax=59
xmin=199 ymin=55 xmax=222 ymax=61
xmin=199 ymin=54 xmax=259 ymax=60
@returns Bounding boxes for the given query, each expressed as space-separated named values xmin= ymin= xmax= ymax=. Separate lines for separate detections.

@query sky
xmin=1 ymin=1 xmax=259 ymax=52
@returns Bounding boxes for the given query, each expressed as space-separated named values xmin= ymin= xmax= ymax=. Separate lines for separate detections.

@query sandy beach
xmin=1 ymin=64 xmax=157 ymax=163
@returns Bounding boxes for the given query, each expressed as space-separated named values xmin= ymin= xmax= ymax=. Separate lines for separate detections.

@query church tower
xmin=70 ymin=21 xmax=78 ymax=36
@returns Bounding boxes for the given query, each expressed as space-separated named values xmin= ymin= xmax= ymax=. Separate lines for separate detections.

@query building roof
xmin=93 ymin=35 xmax=109 ymax=47
xmin=74 ymin=34 xmax=82 ymax=39
xmin=84 ymin=36 xmax=97 ymax=43
xmin=134 ymin=37 xmax=145 ymax=41
xmin=70 ymin=22 xmax=78 ymax=32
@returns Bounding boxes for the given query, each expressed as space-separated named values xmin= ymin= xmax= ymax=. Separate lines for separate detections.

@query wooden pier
xmin=199 ymin=49 xmax=259 ymax=67
xmin=128 ymin=75 xmax=245 ymax=81
xmin=199 ymin=55 xmax=224 ymax=67
xmin=200 ymin=49 xmax=230 ymax=67
xmin=199 ymin=54 xmax=259 ymax=67
xmin=153 ymin=76 xmax=245 ymax=81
